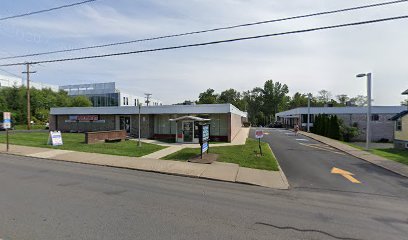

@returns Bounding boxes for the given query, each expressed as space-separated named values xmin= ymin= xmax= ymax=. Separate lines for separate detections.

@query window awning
xmin=169 ymin=116 xmax=211 ymax=122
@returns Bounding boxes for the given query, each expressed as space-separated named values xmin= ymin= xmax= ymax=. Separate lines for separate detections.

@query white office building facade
xmin=59 ymin=82 xmax=162 ymax=107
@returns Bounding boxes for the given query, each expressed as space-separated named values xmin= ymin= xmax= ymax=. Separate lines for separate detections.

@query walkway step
xmin=143 ymin=146 xmax=184 ymax=159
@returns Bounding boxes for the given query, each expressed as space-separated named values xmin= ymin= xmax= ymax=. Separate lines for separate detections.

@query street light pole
xmin=307 ymin=93 xmax=311 ymax=132
xmin=356 ymin=73 xmax=372 ymax=150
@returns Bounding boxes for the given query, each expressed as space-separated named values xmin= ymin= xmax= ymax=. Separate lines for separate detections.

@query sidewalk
xmin=300 ymin=131 xmax=408 ymax=178
xmin=143 ymin=127 xmax=250 ymax=159
xmin=0 ymin=143 xmax=289 ymax=189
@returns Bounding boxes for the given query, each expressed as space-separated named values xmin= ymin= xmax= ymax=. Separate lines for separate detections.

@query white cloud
xmin=0 ymin=0 xmax=407 ymax=105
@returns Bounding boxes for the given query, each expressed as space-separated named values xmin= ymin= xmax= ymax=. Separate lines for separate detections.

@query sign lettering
xmin=48 ymin=131 xmax=63 ymax=146
xmin=69 ymin=115 xmax=99 ymax=121
xmin=201 ymin=142 xmax=209 ymax=153
xmin=3 ymin=112 xmax=11 ymax=129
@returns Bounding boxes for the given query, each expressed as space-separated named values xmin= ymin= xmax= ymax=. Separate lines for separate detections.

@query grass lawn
xmin=345 ymin=142 xmax=408 ymax=166
xmin=13 ymin=124 xmax=47 ymax=130
xmin=162 ymin=138 xmax=279 ymax=171
xmin=370 ymin=149 xmax=408 ymax=165
xmin=0 ymin=132 xmax=166 ymax=157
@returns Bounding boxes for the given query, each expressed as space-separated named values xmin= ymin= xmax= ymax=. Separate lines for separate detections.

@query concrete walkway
xmin=143 ymin=127 xmax=250 ymax=159
xmin=0 ymin=143 xmax=289 ymax=189
xmin=300 ymin=131 xmax=408 ymax=178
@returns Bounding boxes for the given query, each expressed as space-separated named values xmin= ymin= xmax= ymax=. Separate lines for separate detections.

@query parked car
xmin=271 ymin=121 xmax=283 ymax=128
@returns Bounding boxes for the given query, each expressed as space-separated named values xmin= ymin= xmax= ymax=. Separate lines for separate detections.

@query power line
xmin=0 ymin=0 xmax=406 ymax=61
xmin=0 ymin=14 xmax=407 ymax=67
xmin=0 ymin=68 xmax=21 ymax=78
xmin=0 ymin=0 xmax=97 ymax=22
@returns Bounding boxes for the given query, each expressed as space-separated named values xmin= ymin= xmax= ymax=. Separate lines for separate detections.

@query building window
xmin=126 ymin=97 xmax=129 ymax=105
xmin=123 ymin=97 xmax=126 ymax=105
xmin=396 ymin=119 xmax=402 ymax=131
xmin=371 ymin=114 xmax=379 ymax=121
xmin=134 ymin=99 xmax=137 ymax=106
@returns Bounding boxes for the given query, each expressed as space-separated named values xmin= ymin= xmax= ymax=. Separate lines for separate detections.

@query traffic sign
xmin=255 ymin=130 xmax=264 ymax=139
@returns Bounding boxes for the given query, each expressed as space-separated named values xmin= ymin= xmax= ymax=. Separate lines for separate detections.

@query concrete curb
xmin=267 ymin=144 xmax=290 ymax=189
xmin=0 ymin=144 xmax=287 ymax=189
xmin=299 ymin=131 xmax=408 ymax=178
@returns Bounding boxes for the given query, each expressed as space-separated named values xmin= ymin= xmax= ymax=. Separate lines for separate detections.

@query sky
xmin=0 ymin=0 xmax=407 ymax=105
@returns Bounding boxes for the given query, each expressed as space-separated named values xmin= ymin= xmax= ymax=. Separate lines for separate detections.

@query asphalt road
xmin=254 ymin=128 xmax=408 ymax=198
xmin=0 ymin=153 xmax=407 ymax=240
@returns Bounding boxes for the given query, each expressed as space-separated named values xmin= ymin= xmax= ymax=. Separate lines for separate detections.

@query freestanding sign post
xmin=199 ymin=124 xmax=210 ymax=159
xmin=3 ymin=112 xmax=11 ymax=152
xmin=255 ymin=130 xmax=264 ymax=156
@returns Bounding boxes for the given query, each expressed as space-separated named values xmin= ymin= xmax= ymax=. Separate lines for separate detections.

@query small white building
xmin=276 ymin=106 xmax=407 ymax=142
xmin=0 ymin=74 xmax=21 ymax=88
xmin=0 ymin=74 xmax=58 ymax=91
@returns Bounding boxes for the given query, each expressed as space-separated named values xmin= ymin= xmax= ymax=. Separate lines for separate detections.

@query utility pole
xmin=22 ymin=63 xmax=36 ymax=130
xmin=144 ymin=93 xmax=152 ymax=106
xmin=138 ymin=103 xmax=142 ymax=147
xmin=307 ymin=93 xmax=311 ymax=132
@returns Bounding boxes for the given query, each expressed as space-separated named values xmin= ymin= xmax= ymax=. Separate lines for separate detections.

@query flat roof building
xmin=0 ymin=74 xmax=58 ymax=91
xmin=59 ymin=82 xmax=162 ymax=107
xmin=49 ymin=104 xmax=247 ymax=143
xmin=276 ymin=106 xmax=407 ymax=142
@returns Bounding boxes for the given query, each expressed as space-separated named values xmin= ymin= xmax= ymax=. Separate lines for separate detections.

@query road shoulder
xmin=0 ymin=143 xmax=288 ymax=189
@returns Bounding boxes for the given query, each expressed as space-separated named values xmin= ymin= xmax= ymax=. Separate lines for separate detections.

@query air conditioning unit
xmin=405 ymin=143 xmax=408 ymax=149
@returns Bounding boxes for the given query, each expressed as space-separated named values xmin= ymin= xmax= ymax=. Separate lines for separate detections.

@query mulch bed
xmin=188 ymin=153 xmax=219 ymax=164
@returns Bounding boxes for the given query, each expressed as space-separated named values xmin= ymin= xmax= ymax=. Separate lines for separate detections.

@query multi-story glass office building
xmin=59 ymin=82 xmax=162 ymax=107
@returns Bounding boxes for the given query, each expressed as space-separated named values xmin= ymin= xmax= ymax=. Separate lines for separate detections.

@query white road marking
xmin=299 ymin=143 xmax=345 ymax=155
xmin=296 ymin=139 xmax=309 ymax=141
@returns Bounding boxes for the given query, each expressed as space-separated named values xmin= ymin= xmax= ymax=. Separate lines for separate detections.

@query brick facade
xmin=85 ymin=130 xmax=127 ymax=144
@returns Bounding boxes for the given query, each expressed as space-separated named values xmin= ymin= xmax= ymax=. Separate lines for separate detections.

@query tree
xmin=174 ymin=100 xmax=195 ymax=105
xmin=197 ymin=88 xmax=218 ymax=104
xmin=349 ymin=95 xmax=367 ymax=106
xmin=218 ymin=88 xmax=245 ymax=110
xmin=317 ymin=90 xmax=332 ymax=104
xmin=262 ymin=80 xmax=289 ymax=118
xmin=289 ymin=92 xmax=309 ymax=109
xmin=242 ymin=88 xmax=264 ymax=125
xmin=336 ymin=94 xmax=349 ymax=106
xmin=70 ymin=96 xmax=92 ymax=107
xmin=401 ymin=99 xmax=408 ymax=106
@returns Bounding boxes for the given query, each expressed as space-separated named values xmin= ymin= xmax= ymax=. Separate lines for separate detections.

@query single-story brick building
xmin=49 ymin=104 xmax=247 ymax=143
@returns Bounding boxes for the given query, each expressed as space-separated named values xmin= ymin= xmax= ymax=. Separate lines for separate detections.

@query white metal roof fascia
xmin=276 ymin=106 xmax=407 ymax=117
xmin=50 ymin=104 xmax=246 ymax=116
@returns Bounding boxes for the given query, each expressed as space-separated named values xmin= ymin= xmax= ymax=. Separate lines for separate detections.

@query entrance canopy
xmin=169 ymin=116 xmax=210 ymax=122
xmin=169 ymin=116 xmax=210 ymax=143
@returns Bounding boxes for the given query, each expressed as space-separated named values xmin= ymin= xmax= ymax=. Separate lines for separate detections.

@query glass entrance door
xmin=119 ymin=116 xmax=131 ymax=134
xmin=182 ymin=121 xmax=193 ymax=142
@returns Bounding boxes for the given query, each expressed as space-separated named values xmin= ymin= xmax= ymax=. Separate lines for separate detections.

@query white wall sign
xmin=48 ymin=131 xmax=63 ymax=146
